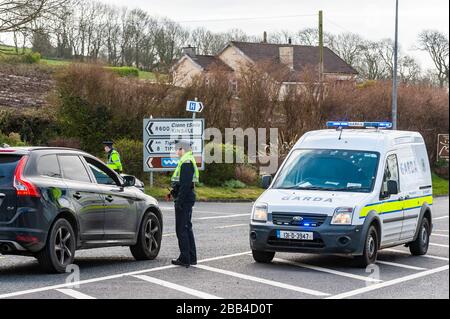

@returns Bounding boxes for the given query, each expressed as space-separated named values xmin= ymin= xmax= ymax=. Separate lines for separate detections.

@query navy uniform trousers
xmin=175 ymin=202 xmax=197 ymax=264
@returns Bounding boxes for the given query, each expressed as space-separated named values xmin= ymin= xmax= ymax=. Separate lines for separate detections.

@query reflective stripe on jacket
xmin=171 ymin=151 xmax=199 ymax=183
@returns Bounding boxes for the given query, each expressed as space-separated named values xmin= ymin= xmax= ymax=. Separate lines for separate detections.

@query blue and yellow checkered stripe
xmin=359 ymin=195 xmax=433 ymax=219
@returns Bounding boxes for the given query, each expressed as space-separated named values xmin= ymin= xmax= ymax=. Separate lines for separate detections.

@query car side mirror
xmin=122 ymin=175 xmax=136 ymax=187
xmin=387 ymin=180 xmax=399 ymax=195
xmin=261 ymin=175 xmax=272 ymax=189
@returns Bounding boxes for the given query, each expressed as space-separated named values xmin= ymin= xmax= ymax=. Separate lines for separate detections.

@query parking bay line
xmin=132 ymin=275 xmax=222 ymax=299
xmin=0 ymin=251 xmax=251 ymax=299
xmin=193 ymin=264 xmax=329 ymax=297
xmin=327 ymin=265 xmax=449 ymax=299
xmin=55 ymin=289 xmax=96 ymax=299
xmin=434 ymin=216 xmax=449 ymax=221
xmin=196 ymin=214 xmax=250 ymax=220
xmin=429 ymin=243 xmax=449 ymax=248
xmin=215 ymin=224 xmax=248 ymax=229
xmin=376 ymin=260 xmax=426 ymax=271
xmin=383 ymin=248 xmax=449 ymax=261
xmin=431 ymin=233 xmax=449 ymax=238
xmin=272 ymin=258 xmax=382 ymax=283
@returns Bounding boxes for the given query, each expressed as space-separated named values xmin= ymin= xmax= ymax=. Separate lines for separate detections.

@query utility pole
xmin=392 ymin=0 xmax=399 ymax=130
xmin=318 ymin=10 xmax=324 ymax=112
xmin=319 ymin=10 xmax=324 ymax=84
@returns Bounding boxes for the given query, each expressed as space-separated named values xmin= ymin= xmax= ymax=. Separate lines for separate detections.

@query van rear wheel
xmin=252 ymin=250 xmax=275 ymax=263
xmin=354 ymin=225 xmax=378 ymax=268
xmin=409 ymin=218 xmax=430 ymax=256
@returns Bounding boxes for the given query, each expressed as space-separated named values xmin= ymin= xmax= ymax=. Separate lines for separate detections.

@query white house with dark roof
xmin=171 ymin=41 xmax=358 ymax=88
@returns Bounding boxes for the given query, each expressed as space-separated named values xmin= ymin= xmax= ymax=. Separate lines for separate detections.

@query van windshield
xmin=273 ymin=149 xmax=379 ymax=192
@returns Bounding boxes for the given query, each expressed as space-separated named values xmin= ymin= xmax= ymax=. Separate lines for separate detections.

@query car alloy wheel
xmin=54 ymin=226 xmax=73 ymax=267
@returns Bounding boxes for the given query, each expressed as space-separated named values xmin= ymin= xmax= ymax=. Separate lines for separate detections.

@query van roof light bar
xmin=326 ymin=121 xmax=393 ymax=129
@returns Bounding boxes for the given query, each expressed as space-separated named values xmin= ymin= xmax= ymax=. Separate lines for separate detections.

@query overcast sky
xmin=102 ymin=0 xmax=449 ymax=70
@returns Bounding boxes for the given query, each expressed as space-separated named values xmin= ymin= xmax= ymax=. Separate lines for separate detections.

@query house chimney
xmin=263 ymin=31 xmax=267 ymax=43
xmin=279 ymin=46 xmax=294 ymax=70
xmin=182 ymin=45 xmax=196 ymax=57
xmin=288 ymin=38 xmax=292 ymax=45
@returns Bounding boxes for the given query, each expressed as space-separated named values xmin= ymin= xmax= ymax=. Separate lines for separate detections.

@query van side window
xmin=380 ymin=154 xmax=400 ymax=199
xmin=37 ymin=155 xmax=61 ymax=178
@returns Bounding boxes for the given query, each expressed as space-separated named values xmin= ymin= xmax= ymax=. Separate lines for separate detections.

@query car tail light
xmin=0 ymin=150 xmax=15 ymax=152
xmin=14 ymin=156 xmax=40 ymax=197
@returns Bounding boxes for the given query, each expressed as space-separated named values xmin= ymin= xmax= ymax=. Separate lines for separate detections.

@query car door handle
xmin=73 ymin=192 xmax=82 ymax=200
xmin=105 ymin=195 xmax=114 ymax=202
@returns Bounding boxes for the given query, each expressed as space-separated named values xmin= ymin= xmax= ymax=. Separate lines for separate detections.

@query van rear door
xmin=0 ymin=154 xmax=23 ymax=223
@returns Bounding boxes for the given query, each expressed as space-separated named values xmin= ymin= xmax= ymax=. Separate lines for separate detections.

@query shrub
xmin=0 ymin=51 xmax=41 ymax=64
xmin=106 ymin=66 xmax=139 ymax=77
xmin=0 ymin=131 xmax=26 ymax=146
xmin=235 ymin=164 xmax=259 ymax=185
xmin=202 ymin=143 xmax=243 ymax=186
xmin=223 ymin=179 xmax=246 ymax=189
xmin=0 ymin=108 xmax=59 ymax=145
xmin=114 ymin=138 xmax=144 ymax=181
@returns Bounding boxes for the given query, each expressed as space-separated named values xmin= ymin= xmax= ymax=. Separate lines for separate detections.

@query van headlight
xmin=252 ymin=203 xmax=268 ymax=222
xmin=331 ymin=207 xmax=354 ymax=225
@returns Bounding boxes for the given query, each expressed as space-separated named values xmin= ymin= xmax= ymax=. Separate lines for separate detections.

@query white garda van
xmin=250 ymin=121 xmax=433 ymax=267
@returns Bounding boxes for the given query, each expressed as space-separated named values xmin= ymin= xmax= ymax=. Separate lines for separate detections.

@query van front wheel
xmin=252 ymin=250 xmax=275 ymax=263
xmin=354 ymin=225 xmax=378 ymax=268
xmin=409 ymin=218 xmax=430 ymax=256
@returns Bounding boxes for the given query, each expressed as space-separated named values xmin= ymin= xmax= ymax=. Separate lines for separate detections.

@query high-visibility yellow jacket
xmin=107 ymin=149 xmax=123 ymax=173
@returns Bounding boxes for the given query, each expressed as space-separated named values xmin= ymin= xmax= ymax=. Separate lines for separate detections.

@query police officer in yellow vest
xmin=168 ymin=140 xmax=199 ymax=268
xmin=103 ymin=141 xmax=123 ymax=174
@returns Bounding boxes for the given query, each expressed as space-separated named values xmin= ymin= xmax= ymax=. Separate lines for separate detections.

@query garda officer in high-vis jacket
xmin=103 ymin=141 xmax=123 ymax=174
xmin=168 ymin=140 xmax=199 ymax=268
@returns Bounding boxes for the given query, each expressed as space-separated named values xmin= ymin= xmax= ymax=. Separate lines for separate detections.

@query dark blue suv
xmin=0 ymin=147 xmax=163 ymax=273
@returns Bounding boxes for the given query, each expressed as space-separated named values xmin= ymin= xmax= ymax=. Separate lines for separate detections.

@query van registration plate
xmin=277 ymin=230 xmax=314 ymax=240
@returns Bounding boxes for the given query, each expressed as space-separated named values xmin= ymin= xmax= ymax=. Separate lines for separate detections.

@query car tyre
xmin=252 ymin=249 xmax=275 ymax=263
xmin=354 ymin=225 xmax=378 ymax=268
xmin=36 ymin=218 xmax=76 ymax=274
xmin=130 ymin=212 xmax=162 ymax=260
xmin=409 ymin=218 xmax=430 ymax=256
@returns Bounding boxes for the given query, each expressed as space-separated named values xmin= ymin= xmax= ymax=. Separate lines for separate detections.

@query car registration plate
xmin=277 ymin=230 xmax=314 ymax=240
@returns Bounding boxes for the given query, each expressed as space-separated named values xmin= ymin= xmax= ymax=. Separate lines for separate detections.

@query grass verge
xmin=432 ymin=173 xmax=449 ymax=196
xmin=145 ymin=186 xmax=264 ymax=202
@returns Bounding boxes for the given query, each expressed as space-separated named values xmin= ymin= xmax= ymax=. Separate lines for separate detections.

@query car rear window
xmin=0 ymin=155 xmax=22 ymax=186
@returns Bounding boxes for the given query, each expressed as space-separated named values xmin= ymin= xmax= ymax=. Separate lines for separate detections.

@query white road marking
xmin=327 ymin=265 xmax=449 ymax=299
xmin=434 ymin=229 xmax=449 ymax=233
xmin=429 ymin=243 xmax=449 ymax=248
xmin=162 ymin=233 xmax=176 ymax=237
xmin=384 ymin=248 xmax=449 ymax=261
xmin=0 ymin=251 xmax=251 ymax=299
xmin=273 ymin=258 xmax=382 ymax=283
xmin=132 ymin=275 xmax=222 ymax=299
xmin=215 ymin=224 xmax=248 ymax=229
xmin=196 ymin=214 xmax=250 ymax=220
xmin=434 ymin=216 xmax=449 ymax=221
xmin=55 ymin=289 xmax=96 ymax=299
xmin=376 ymin=260 xmax=427 ymax=270
xmin=194 ymin=264 xmax=329 ymax=297
xmin=431 ymin=233 xmax=449 ymax=238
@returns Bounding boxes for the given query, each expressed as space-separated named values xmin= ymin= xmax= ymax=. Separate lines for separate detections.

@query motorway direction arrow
xmin=145 ymin=119 xmax=204 ymax=137
xmin=145 ymin=138 xmax=203 ymax=155
xmin=186 ymin=100 xmax=204 ymax=113
xmin=145 ymin=156 xmax=203 ymax=171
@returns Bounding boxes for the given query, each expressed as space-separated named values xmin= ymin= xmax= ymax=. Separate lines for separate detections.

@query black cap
xmin=103 ymin=141 xmax=114 ymax=146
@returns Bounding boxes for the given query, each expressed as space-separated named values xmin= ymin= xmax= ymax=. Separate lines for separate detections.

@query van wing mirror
xmin=387 ymin=180 xmax=399 ymax=195
xmin=122 ymin=175 xmax=136 ymax=187
xmin=261 ymin=175 xmax=272 ymax=189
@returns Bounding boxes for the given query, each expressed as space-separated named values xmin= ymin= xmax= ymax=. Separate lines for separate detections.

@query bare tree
xmin=417 ymin=30 xmax=449 ymax=88
xmin=0 ymin=0 xmax=68 ymax=33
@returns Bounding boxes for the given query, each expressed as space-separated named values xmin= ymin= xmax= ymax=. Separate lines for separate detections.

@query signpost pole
xmin=193 ymin=97 xmax=198 ymax=120
xmin=149 ymin=115 xmax=154 ymax=188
